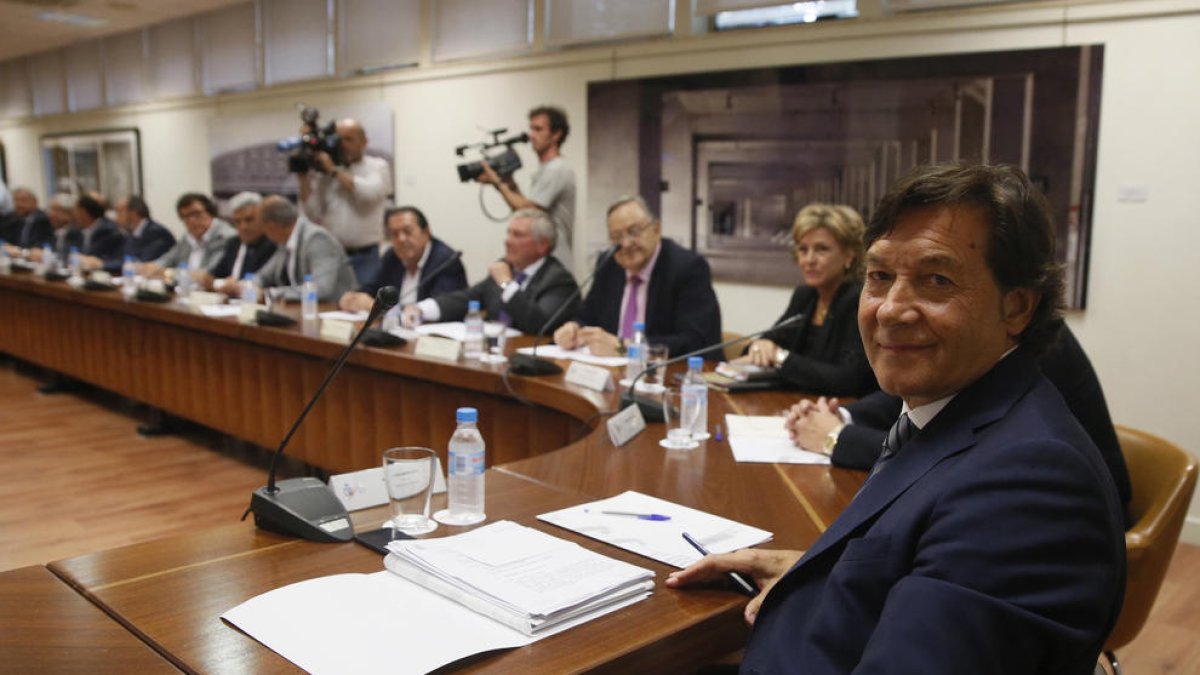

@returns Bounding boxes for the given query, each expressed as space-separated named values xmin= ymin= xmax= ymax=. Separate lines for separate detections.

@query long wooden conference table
xmin=0 ymin=271 xmax=864 ymax=673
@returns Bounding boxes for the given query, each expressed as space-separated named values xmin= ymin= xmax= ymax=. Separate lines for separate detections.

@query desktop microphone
xmin=510 ymin=244 xmax=620 ymax=376
xmin=620 ymin=312 xmax=806 ymax=423
xmin=244 ymin=285 xmax=401 ymax=542
xmin=362 ymin=249 xmax=464 ymax=347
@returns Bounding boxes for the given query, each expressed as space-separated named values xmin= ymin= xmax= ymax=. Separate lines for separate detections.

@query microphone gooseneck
xmin=264 ymin=285 xmax=399 ymax=493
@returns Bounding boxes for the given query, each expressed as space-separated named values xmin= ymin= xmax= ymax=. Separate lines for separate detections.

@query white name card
xmin=607 ymin=403 xmax=646 ymax=447
xmin=565 ymin=362 xmax=614 ymax=392
xmin=189 ymin=290 xmax=224 ymax=306
xmin=414 ymin=336 xmax=461 ymax=362
xmin=329 ymin=461 xmax=447 ymax=512
xmin=239 ymin=303 xmax=266 ymax=325
xmin=320 ymin=318 xmax=356 ymax=345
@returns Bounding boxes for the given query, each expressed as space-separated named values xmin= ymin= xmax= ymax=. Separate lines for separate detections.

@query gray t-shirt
xmin=527 ymin=156 xmax=576 ymax=271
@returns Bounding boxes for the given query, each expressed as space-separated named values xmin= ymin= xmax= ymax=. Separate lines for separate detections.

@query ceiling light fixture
xmin=37 ymin=11 xmax=108 ymax=28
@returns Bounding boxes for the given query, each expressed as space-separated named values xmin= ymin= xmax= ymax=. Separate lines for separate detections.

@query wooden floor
xmin=0 ymin=359 xmax=1197 ymax=673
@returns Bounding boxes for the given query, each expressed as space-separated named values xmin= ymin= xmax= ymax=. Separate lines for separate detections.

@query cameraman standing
xmin=477 ymin=105 xmax=576 ymax=272
xmin=297 ymin=118 xmax=391 ymax=285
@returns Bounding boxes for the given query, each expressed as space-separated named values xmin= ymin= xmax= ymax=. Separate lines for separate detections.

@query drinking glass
xmin=660 ymin=390 xmax=700 ymax=450
xmin=382 ymin=446 xmax=439 ymax=536
xmin=643 ymin=344 xmax=669 ymax=391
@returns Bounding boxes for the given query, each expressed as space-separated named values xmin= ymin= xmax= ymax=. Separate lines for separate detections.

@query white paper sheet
xmin=222 ymin=571 xmax=534 ymax=675
xmin=724 ymin=414 xmax=830 ymax=465
xmin=198 ymin=304 xmax=241 ymax=318
xmin=416 ymin=321 xmax=520 ymax=341
xmin=515 ymin=344 xmax=628 ymax=367
xmin=538 ymin=491 xmax=773 ymax=568
xmin=318 ymin=310 xmax=368 ymax=322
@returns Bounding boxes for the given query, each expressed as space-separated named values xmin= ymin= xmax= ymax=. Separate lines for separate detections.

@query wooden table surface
xmin=0 ymin=564 xmax=179 ymax=673
xmin=2 ymin=271 xmax=867 ymax=673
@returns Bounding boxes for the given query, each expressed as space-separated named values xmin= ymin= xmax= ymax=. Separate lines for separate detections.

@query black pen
xmin=681 ymin=531 xmax=759 ymax=597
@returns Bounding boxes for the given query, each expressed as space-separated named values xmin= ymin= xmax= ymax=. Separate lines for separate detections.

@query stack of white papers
xmin=384 ymin=520 xmax=654 ymax=636
xmin=515 ymin=344 xmax=629 ymax=367
xmin=539 ymin=491 xmax=773 ymax=568
xmin=725 ymin=414 xmax=830 ymax=465
xmin=416 ymin=321 xmax=520 ymax=341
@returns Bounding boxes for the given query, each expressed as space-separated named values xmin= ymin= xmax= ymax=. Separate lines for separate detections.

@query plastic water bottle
xmin=301 ymin=274 xmax=318 ymax=320
xmin=68 ymin=246 xmax=82 ymax=279
xmin=121 ymin=256 xmax=137 ymax=300
xmin=435 ymin=407 xmax=486 ymax=526
xmin=0 ymin=241 xmax=10 ymax=274
xmin=624 ymin=321 xmax=647 ymax=383
xmin=682 ymin=356 xmax=710 ymax=440
xmin=175 ymin=263 xmax=192 ymax=300
xmin=240 ymin=272 xmax=260 ymax=305
xmin=39 ymin=244 xmax=55 ymax=275
xmin=463 ymin=299 xmax=485 ymax=359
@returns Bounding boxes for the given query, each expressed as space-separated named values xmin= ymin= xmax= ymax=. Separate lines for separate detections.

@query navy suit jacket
xmin=434 ymin=255 xmax=578 ymax=335
xmin=117 ymin=220 xmax=176 ymax=268
xmin=80 ymin=218 xmax=124 ymax=270
xmin=363 ymin=237 xmax=467 ymax=302
xmin=741 ymin=348 xmax=1126 ymax=675
xmin=833 ymin=325 xmax=1131 ymax=524
xmin=210 ymin=235 xmax=277 ymax=281
xmin=1 ymin=209 xmax=52 ymax=249
xmin=576 ymin=238 xmax=722 ymax=358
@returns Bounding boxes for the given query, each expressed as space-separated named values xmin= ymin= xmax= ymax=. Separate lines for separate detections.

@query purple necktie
xmin=620 ymin=275 xmax=643 ymax=339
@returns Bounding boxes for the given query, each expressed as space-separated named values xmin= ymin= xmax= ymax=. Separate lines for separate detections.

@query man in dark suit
xmin=73 ymin=193 xmax=123 ymax=272
xmin=553 ymin=195 xmax=721 ymax=358
xmin=104 ymin=194 xmax=176 ymax=272
xmin=785 ymin=323 xmax=1133 ymax=525
xmin=339 ymin=205 xmax=466 ymax=312
xmin=0 ymin=187 xmax=53 ymax=251
xmin=201 ymin=192 xmax=276 ymax=296
xmin=405 ymin=208 xmax=577 ymax=334
xmin=668 ymin=164 xmax=1126 ymax=674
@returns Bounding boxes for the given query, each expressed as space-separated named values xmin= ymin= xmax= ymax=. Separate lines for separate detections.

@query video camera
xmin=277 ymin=105 xmax=341 ymax=173
xmin=455 ymin=128 xmax=529 ymax=183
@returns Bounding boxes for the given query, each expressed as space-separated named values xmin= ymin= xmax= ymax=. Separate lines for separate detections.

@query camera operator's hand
xmin=313 ymin=151 xmax=336 ymax=175
xmin=475 ymin=160 xmax=501 ymax=186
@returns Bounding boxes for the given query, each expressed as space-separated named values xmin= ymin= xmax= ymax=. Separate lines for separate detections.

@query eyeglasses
xmin=609 ymin=221 xmax=654 ymax=244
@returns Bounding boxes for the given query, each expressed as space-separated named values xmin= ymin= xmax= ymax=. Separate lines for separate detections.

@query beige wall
xmin=3 ymin=0 xmax=1199 ymax=541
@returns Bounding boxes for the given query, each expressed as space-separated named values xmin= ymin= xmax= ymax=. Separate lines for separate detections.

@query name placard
xmin=189 ymin=290 xmax=224 ymax=306
xmin=607 ymin=403 xmax=646 ymax=447
xmin=239 ymin=303 xmax=266 ymax=325
xmin=320 ymin=318 xmax=356 ymax=345
xmin=414 ymin=336 xmax=461 ymax=362
xmin=328 ymin=461 xmax=448 ymax=512
xmin=565 ymin=362 xmax=614 ymax=392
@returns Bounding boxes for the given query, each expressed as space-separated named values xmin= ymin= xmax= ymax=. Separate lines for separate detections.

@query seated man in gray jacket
xmin=257 ymin=195 xmax=357 ymax=302
xmin=143 ymin=193 xmax=237 ymax=279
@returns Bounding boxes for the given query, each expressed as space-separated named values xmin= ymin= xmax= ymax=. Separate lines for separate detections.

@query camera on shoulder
xmin=455 ymin=128 xmax=529 ymax=183
xmin=277 ymin=105 xmax=342 ymax=173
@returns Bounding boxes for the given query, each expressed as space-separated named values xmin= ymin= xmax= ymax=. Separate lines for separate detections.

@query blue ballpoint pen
xmin=598 ymin=510 xmax=672 ymax=521
xmin=681 ymin=531 xmax=759 ymax=597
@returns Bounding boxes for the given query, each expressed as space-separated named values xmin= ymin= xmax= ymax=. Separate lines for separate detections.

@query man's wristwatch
xmin=616 ymin=337 xmax=627 ymax=356
xmin=822 ymin=423 xmax=845 ymax=455
xmin=773 ymin=348 xmax=790 ymax=368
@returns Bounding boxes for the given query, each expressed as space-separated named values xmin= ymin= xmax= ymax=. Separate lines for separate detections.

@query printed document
xmin=725 ymin=414 xmax=830 ymax=464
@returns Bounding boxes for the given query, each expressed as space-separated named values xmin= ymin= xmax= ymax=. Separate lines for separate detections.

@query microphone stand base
xmin=509 ymin=354 xmax=563 ymax=376
xmin=620 ymin=392 xmax=669 ymax=424
xmin=249 ymin=477 xmax=354 ymax=543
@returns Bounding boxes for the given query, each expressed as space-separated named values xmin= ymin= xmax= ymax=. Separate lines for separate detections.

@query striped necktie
xmin=867 ymin=413 xmax=914 ymax=479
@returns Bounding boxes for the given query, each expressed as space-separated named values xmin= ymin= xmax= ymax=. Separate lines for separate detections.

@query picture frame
xmin=40 ymin=128 xmax=143 ymax=202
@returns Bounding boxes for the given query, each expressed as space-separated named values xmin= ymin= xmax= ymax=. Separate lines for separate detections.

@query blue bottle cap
xmin=456 ymin=407 xmax=478 ymax=423
xmin=243 ymin=272 xmax=255 ymax=281
xmin=688 ymin=356 xmax=703 ymax=369
xmin=124 ymin=255 xmax=134 ymax=262
xmin=634 ymin=321 xmax=646 ymax=332
xmin=304 ymin=273 xmax=314 ymax=282
xmin=70 ymin=246 xmax=79 ymax=253
xmin=468 ymin=300 xmax=481 ymax=312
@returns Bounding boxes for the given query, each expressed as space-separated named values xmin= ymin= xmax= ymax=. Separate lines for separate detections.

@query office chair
xmin=1100 ymin=425 xmax=1197 ymax=675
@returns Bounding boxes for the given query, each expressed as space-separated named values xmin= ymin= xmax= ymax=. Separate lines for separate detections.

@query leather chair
xmin=1102 ymin=425 xmax=1197 ymax=675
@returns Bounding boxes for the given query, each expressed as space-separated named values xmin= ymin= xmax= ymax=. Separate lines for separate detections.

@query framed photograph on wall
xmin=40 ymin=128 xmax=143 ymax=202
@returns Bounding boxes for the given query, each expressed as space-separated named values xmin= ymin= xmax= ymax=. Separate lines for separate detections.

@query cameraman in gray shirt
xmin=478 ymin=105 xmax=576 ymax=273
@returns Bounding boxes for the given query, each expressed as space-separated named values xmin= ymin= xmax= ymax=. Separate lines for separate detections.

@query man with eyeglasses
xmin=339 ymin=205 xmax=467 ymax=313
xmin=554 ymin=195 xmax=721 ymax=358
xmin=142 ymin=193 xmax=237 ymax=280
